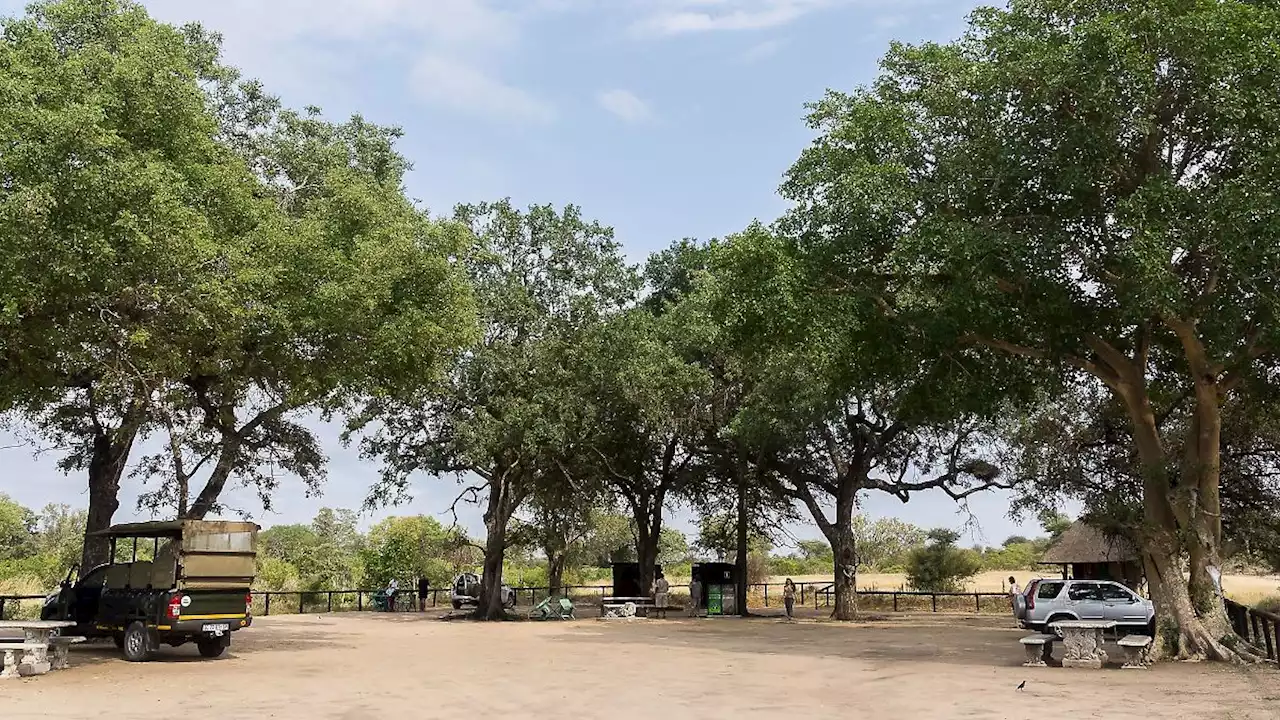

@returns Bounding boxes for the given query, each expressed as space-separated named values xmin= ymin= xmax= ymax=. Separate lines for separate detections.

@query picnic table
xmin=1050 ymin=620 xmax=1116 ymax=669
xmin=0 ymin=620 xmax=77 ymax=678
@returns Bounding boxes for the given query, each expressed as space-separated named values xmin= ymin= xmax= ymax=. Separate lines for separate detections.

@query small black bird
xmin=1016 ymin=681 xmax=1026 ymax=692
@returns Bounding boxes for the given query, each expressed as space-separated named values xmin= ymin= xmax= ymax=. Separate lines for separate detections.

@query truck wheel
xmin=197 ymin=638 xmax=227 ymax=658
xmin=122 ymin=622 xmax=152 ymax=662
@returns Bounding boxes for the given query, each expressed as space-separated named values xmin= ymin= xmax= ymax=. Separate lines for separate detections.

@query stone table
xmin=0 ymin=620 xmax=75 ymax=677
xmin=1050 ymin=620 xmax=1117 ymax=669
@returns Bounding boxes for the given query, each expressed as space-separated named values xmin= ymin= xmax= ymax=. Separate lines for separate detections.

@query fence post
xmin=893 ymin=593 xmax=898 ymax=612
xmin=327 ymin=592 xmax=333 ymax=613
xmin=1262 ymin=617 xmax=1275 ymax=661
xmin=932 ymin=594 xmax=938 ymax=613
xmin=0 ymin=598 xmax=6 ymax=620
xmin=299 ymin=592 xmax=305 ymax=614
xmin=358 ymin=591 xmax=363 ymax=612
xmin=974 ymin=593 xmax=980 ymax=613
xmin=763 ymin=584 xmax=769 ymax=608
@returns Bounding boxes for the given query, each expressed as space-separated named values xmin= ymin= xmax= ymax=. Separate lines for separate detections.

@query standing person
xmin=654 ymin=572 xmax=670 ymax=619
xmin=418 ymin=577 xmax=430 ymax=612
xmin=688 ymin=576 xmax=703 ymax=618
xmin=783 ymin=578 xmax=797 ymax=620
xmin=1008 ymin=576 xmax=1021 ymax=627
xmin=386 ymin=578 xmax=399 ymax=612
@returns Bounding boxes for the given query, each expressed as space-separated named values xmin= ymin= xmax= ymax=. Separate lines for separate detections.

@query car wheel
xmin=122 ymin=622 xmax=152 ymax=662
xmin=451 ymin=600 xmax=462 ymax=610
xmin=197 ymin=638 xmax=227 ymax=658
xmin=1045 ymin=614 xmax=1073 ymax=639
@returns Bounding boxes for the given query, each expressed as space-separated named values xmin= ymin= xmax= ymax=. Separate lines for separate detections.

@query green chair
xmin=556 ymin=597 xmax=576 ymax=619
xmin=528 ymin=596 xmax=576 ymax=620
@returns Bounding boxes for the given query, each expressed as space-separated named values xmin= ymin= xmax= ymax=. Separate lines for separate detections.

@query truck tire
xmin=197 ymin=638 xmax=227 ymax=658
xmin=122 ymin=622 xmax=153 ymax=662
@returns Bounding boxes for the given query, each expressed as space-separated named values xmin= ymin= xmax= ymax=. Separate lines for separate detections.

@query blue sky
xmin=0 ymin=0 xmax=1047 ymax=548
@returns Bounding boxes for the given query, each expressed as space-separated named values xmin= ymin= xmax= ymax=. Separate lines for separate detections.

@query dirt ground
xmin=2 ymin=612 xmax=1278 ymax=720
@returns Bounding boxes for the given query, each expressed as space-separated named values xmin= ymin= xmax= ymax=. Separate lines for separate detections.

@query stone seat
xmin=1019 ymin=633 xmax=1056 ymax=667
xmin=1118 ymin=634 xmax=1153 ymax=669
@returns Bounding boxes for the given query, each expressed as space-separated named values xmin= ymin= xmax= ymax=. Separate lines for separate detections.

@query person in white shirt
xmin=1008 ymin=576 xmax=1021 ymax=627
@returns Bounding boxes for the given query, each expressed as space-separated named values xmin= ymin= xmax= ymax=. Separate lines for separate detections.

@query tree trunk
xmin=1119 ymin=380 xmax=1249 ymax=661
xmin=629 ymin=488 xmax=664 ymax=597
xmin=473 ymin=470 xmax=522 ymax=621
xmin=735 ymin=460 xmax=750 ymax=617
xmin=547 ymin=553 xmax=566 ymax=598
xmin=831 ymin=491 xmax=858 ymax=621
xmin=81 ymin=421 xmax=142 ymax=574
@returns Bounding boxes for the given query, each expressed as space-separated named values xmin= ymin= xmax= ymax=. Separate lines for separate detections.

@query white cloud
xmin=596 ymin=89 xmax=654 ymax=124
xmin=631 ymin=0 xmax=836 ymax=36
xmin=413 ymin=55 xmax=556 ymax=124
xmin=139 ymin=0 xmax=548 ymax=124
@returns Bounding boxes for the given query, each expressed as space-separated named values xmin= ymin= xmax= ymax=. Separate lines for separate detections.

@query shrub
xmin=906 ymin=529 xmax=981 ymax=593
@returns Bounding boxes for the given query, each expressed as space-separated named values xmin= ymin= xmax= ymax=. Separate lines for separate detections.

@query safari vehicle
xmin=450 ymin=572 xmax=516 ymax=611
xmin=41 ymin=520 xmax=258 ymax=662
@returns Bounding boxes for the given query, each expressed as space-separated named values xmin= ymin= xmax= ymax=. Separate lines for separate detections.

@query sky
xmin=0 ymin=0 xmax=1047 ymax=549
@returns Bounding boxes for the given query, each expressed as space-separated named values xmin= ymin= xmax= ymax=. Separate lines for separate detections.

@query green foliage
xmin=0 ymin=494 xmax=35 ymax=561
xmin=694 ymin=512 xmax=772 ymax=561
xmin=360 ymin=515 xmax=464 ymax=588
xmin=906 ymin=529 xmax=982 ymax=592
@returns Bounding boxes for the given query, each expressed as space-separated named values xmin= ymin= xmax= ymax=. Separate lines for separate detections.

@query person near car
xmin=783 ymin=578 xmax=797 ymax=619
xmin=386 ymin=578 xmax=399 ymax=612
xmin=1008 ymin=576 xmax=1020 ymax=626
xmin=688 ymin=577 xmax=702 ymax=618
xmin=418 ymin=577 xmax=430 ymax=612
xmin=654 ymin=572 xmax=670 ymax=619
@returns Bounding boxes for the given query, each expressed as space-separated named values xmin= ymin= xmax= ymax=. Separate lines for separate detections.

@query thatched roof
xmin=1039 ymin=522 xmax=1139 ymax=564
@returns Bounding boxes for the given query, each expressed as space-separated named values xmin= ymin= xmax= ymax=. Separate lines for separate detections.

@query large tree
xmin=782 ymin=0 xmax=1280 ymax=659
xmin=705 ymin=226 xmax=1010 ymax=620
xmin=355 ymin=200 xmax=636 ymax=619
xmin=0 ymin=0 xmax=270 ymax=569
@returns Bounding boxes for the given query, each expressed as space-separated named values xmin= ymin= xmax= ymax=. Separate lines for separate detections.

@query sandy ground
xmin=2 ymin=611 xmax=1277 ymax=720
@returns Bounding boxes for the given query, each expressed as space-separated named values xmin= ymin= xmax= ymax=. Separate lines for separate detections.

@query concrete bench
xmin=1020 ymin=633 xmax=1056 ymax=667
xmin=1 ymin=642 xmax=49 ymax=678
xmin=1118 ymin=634 xmax=1153 ymax=669
xmin=47 ymin=636 xmax=86 ymax=670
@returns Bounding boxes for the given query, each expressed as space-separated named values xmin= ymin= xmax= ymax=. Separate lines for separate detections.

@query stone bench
xmin=1118 ymin=634 xmax=1153 ymax=669
xmin=1 ymin=642 xmax=49 ymax=678
xmin=1020 ymin=633 xmax=1056 ymax=667
xmin=47 ymin=636 xmax=86 ymax=671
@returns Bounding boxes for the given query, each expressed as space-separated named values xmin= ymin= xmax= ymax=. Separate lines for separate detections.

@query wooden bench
xmin=1117 ymin=634 xmax=1153 ymax=669
xmin=1019 ymin=633 xmax=1056 ymax=667
xmin=0 ymin=642 xmax=49 ymax=678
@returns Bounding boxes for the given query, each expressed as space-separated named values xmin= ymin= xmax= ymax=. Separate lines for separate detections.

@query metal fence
xmin=1226 ymin=597 xmax=1279 ymax=662
xmin=2 ymin=582 xmax=1014 ymax=620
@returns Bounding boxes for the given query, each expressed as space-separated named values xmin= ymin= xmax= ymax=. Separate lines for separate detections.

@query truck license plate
xmin=202 ymin=623 xmax=229 ymax=635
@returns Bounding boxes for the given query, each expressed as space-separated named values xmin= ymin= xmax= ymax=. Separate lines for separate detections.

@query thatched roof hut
xmin=1040 ymin=522 xmax=1139 ymax=564
xmin=1039 ymin=522 xmax=1143 ymax=587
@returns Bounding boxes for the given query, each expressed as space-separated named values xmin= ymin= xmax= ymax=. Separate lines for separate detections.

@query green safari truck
xmin=42 ymin=520 xmax=258 ymax=662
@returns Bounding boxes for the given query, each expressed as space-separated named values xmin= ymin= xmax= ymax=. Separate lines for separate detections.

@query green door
xmin=707 ymin=584 xmax=723 ymax=615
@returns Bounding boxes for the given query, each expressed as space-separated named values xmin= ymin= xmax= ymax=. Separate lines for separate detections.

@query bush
xmin=906 ymin=529 xmax=981 ymax=593
xmin=1256 ymin=595 xmax=1280 ymax=616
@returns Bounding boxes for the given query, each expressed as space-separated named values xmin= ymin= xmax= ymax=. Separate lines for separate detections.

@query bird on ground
xmin=1016 ymin=681 xmax=1026 ymax=692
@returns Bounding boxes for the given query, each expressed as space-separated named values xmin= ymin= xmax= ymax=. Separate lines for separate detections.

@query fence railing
xmin=2 ymin=582 xmax=1014 ymax=621
xmin=1226 ymin=598 xmax=1279 ymax=662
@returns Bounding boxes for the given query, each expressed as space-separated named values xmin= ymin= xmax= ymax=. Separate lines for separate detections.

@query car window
xmin=1098 ymin=584 xmax=1136 ymax=602
xmin=1036 ymin=581 xmax=1064 ymax=599
xmin=80 ymin=566 xmax=108 ymax=588
xmin=1068 ymin=583 xmax=1103 ymax=601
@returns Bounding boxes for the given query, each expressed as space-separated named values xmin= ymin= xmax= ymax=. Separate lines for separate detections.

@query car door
xmin=1098 ymin=582 xmax=1147 ymax=625
xmin=1066 ymin=582 xmax=1106 ymax=620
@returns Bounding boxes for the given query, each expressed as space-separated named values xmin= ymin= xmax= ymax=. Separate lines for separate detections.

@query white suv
xmin=1014 ymin=579 xmax=1154 ymax=636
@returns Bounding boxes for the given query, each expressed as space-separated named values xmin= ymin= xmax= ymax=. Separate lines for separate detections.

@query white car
xmin=450 ymin=572 xmax=516 ymax=610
